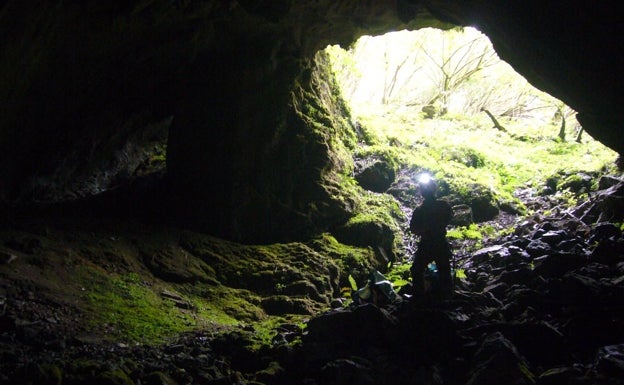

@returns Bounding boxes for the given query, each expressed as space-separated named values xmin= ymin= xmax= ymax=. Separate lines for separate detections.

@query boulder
xmin=451 ymin=204 xmax=473 ymax=226
xmin=590 ymin=223 xmax=622 ymax=243
xmin=557 ymin=172 xmax=593 ymax=194
xmin=333 ymin=219 xmax=396 ymax=266
xmin=472 ymin=245 xmax=505 ymax=264
xmin=466 ymin=332 xmax=535 ymax=385
xmin=591 ymin=238 xmax=624 ymax=266
xmin=598 ymin=176 xmax=623 ymax=190
xmin=500 ymin=321 xmax=568 ymax=367
xmin=540 ymin=230 xmax=568 ymax=246
xmin=321 ymin=357 xmax=377 ymax=385
xmin=525 ymin=239 xmax=552 ymax=258
xmin=260 ymin=296 xmax=316 ymax=315
xmin=537 ymin=366 xmax=584 ymax=385
xmin=533 ymin=253 xmax=588 ymax=278
xmin=470 ymin=194 xmax=499 ymax=222
xmin=560 ymin=273 xmax=603 ymax=305
xmin=495 ymin=267 xmax=534 ymax=286
xmin=593 ymin=344 xmax=624 ymax=379
xmin=354 ymin=157 xmax=396 ymax=193
xmin=304 ymin=304 xmax=397 ymax=349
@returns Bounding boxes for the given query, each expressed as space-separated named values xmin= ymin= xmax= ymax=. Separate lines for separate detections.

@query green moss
xmin=348 ymin=190 xmax=403 ymax=225
xmin=447 ymin=224 xmax=483 ymax=241
xmin=81 ymin=268 xmax=242 ymax=343
xmin=354 ymin=145 xmax=401 ymax=170
xmin=337 ymin=104 xmax=616 ymax=212
xmin=60 ymin=227 xmax=340 ymax=345
xmin=442 ymin=146 xmax=487 ymax=168
xmin=98 ymin=369 xmax=135 ymax=385
xmin=26 ymin=364 xmax=63 ymax=385
xmin=190 ymin=285 xmax=264 ymax=323
xmin=306 ymin=233 xmax=376 ymax=285
xmin=247 ymin=315 xmax=307 ymax=351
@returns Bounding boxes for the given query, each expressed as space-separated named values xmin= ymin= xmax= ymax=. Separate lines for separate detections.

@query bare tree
xmin=421 ymin=31 xmax=499 ymax=114
xmin=575 ymin=124 xmax=584 ymax=143
xmin=553 ymin=102 xmax=577 ymax=142
xmin=381 ymin=39 xmax=424 ymax=105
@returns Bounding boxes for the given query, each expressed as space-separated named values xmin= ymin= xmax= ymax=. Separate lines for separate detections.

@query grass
xmin=346 ymin=103 xmax=617 ymax=287
xmin=351 ymin=104 xmax=617 ymax=203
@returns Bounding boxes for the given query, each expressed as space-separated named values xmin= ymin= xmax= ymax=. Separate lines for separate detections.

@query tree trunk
xmin=575 ymin=125 xmax=584 ymax=143
xmin=481 ymin=108 xmax=508 ymax=133
xmin=558 ymin=111 xmax=566 ymax=142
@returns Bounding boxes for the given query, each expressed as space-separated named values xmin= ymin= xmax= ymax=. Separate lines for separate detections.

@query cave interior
xmin=0 ymin=1 xmax=623 ymax=384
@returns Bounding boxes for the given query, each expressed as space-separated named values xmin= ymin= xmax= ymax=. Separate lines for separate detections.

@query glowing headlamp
xmin=418 ymin=173 xmax=432 ymax=185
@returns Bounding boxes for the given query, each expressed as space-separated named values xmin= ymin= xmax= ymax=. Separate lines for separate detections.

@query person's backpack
xmin=352 ymin=270 xmax=399 ymax=306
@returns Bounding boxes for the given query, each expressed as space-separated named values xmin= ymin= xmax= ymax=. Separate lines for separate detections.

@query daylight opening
xmin=325 ymin=27 xmax=617 ymax=205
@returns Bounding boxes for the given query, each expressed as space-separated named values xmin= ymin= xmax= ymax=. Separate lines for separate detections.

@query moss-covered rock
xmin=143 ymin=371 xmax=178 ymax=385
xmin=354 ymin=156 xmax=397 ymax=192
xmin=469 ymin=186 xmax=500 ymax=222
xmin=446 ymin=182 xmax=499 ymax=223
xmin=169 ymin=45 xmax=360 ymax=243
xmin=261 ymin=295 xmax=317 ymax=315
xmin=306 ymin=233 xmax=378 ymax=286
xmin=21 ymin=364 xmax=63 ymax=385
xmin=332 ymin=189 xmax=405 ymax=267
xmin=97 ymin=370 xmax=135 ymax=385
xmin=0 ymin=221 xmax=376 ymax=343
xmin=557 ymin=172 xmax=593 ymax=194
xmin=443 ymin=146 xmax=487 ymax=168
xmin=139 ymin=245 xmax=218 ymax=284
xmin=179 ymin=231 xmax=340 ymax=305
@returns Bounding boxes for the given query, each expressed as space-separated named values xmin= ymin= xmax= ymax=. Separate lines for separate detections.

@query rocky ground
xmin=1 ymin=177 xmax=624 ymax=385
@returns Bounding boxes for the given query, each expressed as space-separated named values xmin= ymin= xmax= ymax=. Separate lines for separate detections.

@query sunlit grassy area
xmin=328 ymin=27 xmax=618 ymax=205
xmin=353 ymin=104 xmax=617 ymax=202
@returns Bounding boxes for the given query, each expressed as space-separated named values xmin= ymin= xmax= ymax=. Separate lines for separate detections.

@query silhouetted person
xmin=410 ymin=174 xmax=453 ymax=298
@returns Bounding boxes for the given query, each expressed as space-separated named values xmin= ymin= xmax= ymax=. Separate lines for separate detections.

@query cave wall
xmin=0 ymin=0 xmax=621 ymax=242
xmin=167 ymin=45 xmax=358 ymax=241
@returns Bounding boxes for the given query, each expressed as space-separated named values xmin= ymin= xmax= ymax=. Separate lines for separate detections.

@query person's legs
xmin=410 ymin=250 xmax=430 ymax=296
xmin=436 ymin=254 xmax=452 ymax=297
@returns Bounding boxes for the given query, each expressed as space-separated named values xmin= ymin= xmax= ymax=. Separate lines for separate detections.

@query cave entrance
xmin=324 ymin=27 xmax=617 ymax=220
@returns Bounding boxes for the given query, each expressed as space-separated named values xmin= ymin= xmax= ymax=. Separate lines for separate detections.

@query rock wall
xmin=167 ymin=47 xmax=358 ymax=242
xmin=0 ymin=0 xmax=621 ymax=242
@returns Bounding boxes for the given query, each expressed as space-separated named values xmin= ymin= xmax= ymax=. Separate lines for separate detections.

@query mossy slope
xmin=0 ymin=220 xmax=374 ymax=344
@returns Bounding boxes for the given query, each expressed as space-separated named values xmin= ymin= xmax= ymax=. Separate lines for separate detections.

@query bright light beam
xmin=418 ymin=173 xmax=432 ymax=184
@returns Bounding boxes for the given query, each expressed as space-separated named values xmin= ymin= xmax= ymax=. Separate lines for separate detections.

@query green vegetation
xmin=447 ymin=224 xmax=483 ymax=241
xmin=246 ymin=315 xmax=308 ymax=351
xmin=348 ymin=108 xmax=615 ymax=204
xmin=82 ymin=269 xmax=240 ymax=343
xmin=325 ymin=28 xmax=617 ymax=288
xmin=446 ymin=223 xmax=515 ymax=253
xmin=3 ymin=27 xmax=619 ymax=356
xmin=326 ymin=28 xmax=617 ymax=207
xmin=57 ymin=225 xmax=378 ymax=344
xmin=384 ymin=262 xmax=412 ymax=293
xmin=307 ymin=233 xmax=377 ymax=283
